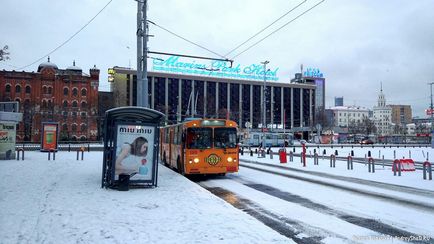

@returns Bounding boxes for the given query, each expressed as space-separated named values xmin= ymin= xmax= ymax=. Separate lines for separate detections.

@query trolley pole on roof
xmin=137 ymin=0 xmax=149 ymax=107
xmin=261 ymin=60 xmax=269 ymax=148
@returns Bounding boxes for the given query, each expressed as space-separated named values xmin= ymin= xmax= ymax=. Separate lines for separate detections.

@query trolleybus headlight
xmin=227 ymin=157 xmax=233 ymax=162
xmin=189 ymin=159 xmax=193 ymax=164
xmin=193 ymin=158 xmax=199 ymax=163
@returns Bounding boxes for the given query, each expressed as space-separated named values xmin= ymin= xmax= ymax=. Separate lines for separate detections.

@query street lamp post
xmin=261 ymin=60 xmax=269 ymax=149
xmin=429 ymin=82 xmax=434 ymax=146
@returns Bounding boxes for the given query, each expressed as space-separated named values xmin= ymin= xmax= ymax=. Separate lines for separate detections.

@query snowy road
xmin=197 ymin=161 xmax=434 ymax=244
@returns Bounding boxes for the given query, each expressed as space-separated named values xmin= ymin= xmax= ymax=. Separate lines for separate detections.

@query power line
xmin=231 ymin=0 xmax=325 ymax=60
xmin=18 ymin=0 xmax=113 ymax=70
xmin=147 ymin=20 xmax=227 ymax=60
xmin=224 ymin=0 xmax=307 ymax=57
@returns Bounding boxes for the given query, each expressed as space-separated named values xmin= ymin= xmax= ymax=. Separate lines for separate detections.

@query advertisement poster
xmin=114 ymin=124 xmax=155 ymax=181
xmin=0 ymin=123 xmax=16 ymax=160
xmin=41 ymin=123 xmax=58 ymax=151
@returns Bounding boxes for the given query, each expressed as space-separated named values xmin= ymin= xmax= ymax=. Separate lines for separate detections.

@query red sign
xmin=41 ymin=123 xmax=58 ymax=151
xmin=426 ymin=108 xmax=434 ymax=115
xmin=416 ymin=133 xmax=430 ymax=137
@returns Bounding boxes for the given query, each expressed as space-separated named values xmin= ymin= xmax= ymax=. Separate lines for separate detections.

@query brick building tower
xmin=0 ymin=58 xmax=100 ymax=142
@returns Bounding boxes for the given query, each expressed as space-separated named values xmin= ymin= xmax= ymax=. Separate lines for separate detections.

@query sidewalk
xmin=0 ymin=151 xmax=289 ymax=244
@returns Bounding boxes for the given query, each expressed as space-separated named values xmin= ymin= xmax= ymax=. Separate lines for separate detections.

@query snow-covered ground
xmin=202 ymin=147 xmax=434 ymax=243
xmin=0 ymin=151 xmax=289 ymax=244
xmin=241 ymin=145 xmax=434 ymax=190
xmin=1 ymin=146 xmax=433 ymax=243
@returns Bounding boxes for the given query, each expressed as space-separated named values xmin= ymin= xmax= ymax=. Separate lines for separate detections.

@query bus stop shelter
xmin=101 ymin=106 xmax=165 ymax=190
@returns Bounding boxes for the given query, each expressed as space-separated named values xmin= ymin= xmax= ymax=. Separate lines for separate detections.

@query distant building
xmin=334 ymin=97 xmax=343 ymax=107
xmin=389 ymin=104 xmax=412 ymax=125
xmin=329 ymin=106 xmax=370 ymax=127
xmin=97 ymin=91 xmax=115 ymax=140
xmin=0 ymin=59 xmax=100 ymax=142
xmin=372 ymin=86 xmax=392 ymax=136
xmin=291 ymin=66 xmax=326 ymax=129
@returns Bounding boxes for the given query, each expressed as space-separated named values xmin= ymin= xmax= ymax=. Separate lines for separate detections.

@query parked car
xmin=360 ymin=139 xmax=374 ymax=144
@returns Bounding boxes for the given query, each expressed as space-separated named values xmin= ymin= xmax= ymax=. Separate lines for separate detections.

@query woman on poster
xmin=115 ymin=136 xmax=149 ymax=176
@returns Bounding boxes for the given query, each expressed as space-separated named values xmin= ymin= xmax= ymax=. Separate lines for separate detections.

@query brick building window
xmin=81 ymin=88 xmax=87 ymax=96
xmin=48 ymin=87 xmax=52 ymax=94
xmin=80 ymin=123 xmax=87 ymax=132
xmin=72 ymin=124 xmax=77 ymax=132
xmin=5 ymin=84 xmax=11 ymax=92
xmin=81 ymin=101 xmax=87 ymax=108
xmin=72 ymin=101 xmax=78 ymax=108
xmin=62 ymin=124 xmax=68 ymax=131
xmin=63 ymin=100 xmax=68 ymax=108
xmin=25 ymin=86 xmax=31 ymax=94
xmin=72 ymin=88 xmax=78 ymax=97
xmin=43 ymin=86 xmax=47 ymax=94
xmin=42 ymin=100 xmax=47 ymax=108
xmin=15 ymin=85 xmax=21 ymax=93
xmin=64 ymin=87 xmax=69 ymax=96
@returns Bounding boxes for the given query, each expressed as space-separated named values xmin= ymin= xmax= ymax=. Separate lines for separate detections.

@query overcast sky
xmin=1 ymin=0 xmax=433 ymax=117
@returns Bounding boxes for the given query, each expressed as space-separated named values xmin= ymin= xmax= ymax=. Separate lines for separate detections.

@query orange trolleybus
xmin=160 ymin=119 xmax=239 ymax=175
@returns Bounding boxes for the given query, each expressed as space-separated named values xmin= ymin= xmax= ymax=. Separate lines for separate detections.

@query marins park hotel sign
xmin=152 ymin=56 xmax=279 ymax=81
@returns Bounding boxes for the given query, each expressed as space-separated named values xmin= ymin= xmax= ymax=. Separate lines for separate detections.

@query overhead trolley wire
xmin=224 ymin=0 xmax=307 ymax=57
xmin=231 ymin=0 xmax=325 ymax=60
xmin=18 ymin=0 xmax=113 ymax=70
xmin=147 ymin=20 xmax=227 ymax=60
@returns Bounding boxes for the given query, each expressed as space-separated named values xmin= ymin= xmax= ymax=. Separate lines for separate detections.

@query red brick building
xmin=0 ymin=59 xmax=99 ymax=142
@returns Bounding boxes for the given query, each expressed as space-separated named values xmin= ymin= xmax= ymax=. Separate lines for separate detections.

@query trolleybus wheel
xmin=163 ymin=153 xmax=168 ymax=167
xmin=177 ymin=157 xmax=184 ymax=175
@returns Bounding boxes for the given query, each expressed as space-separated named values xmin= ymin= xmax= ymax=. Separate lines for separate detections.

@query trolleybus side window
xmin=214 ymin=128 xmax=237 ymax=148
xmin=186 ymin=128 xmax=212 ymax=149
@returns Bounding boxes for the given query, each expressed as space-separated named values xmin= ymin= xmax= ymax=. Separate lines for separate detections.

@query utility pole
xmin=261 ymin=60 xmax=269 ymax=148
xmin=430 ymin=82 xmax=434 ymax=135
xmin=137 ymin=0 xmax=148 ymax=107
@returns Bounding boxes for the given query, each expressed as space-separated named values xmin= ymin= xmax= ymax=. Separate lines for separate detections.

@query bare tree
xmin=0 ymin=45 xmax=10 ymax=61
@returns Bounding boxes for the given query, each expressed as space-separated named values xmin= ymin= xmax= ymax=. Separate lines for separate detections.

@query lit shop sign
xmin=303 ymin=68 xmax=323 ymax=78
xmin=152 ymin=56 xmax=279 ymax=81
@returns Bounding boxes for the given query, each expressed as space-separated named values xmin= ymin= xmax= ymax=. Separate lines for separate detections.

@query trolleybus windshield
xmin=186 ymin=128 xmax=212 ymax=149
xmin=214 ymin=128 xmax=237 ymax=149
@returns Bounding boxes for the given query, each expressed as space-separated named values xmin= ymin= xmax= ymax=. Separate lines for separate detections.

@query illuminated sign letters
xmin=304 ymin=68 xmax=323 ymax=78
xmin=152 ymin=56 xmax=279 ymax=81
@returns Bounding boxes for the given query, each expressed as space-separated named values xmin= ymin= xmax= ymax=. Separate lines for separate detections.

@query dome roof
xmin=67 ymin=60 xmax=82 ymax=71
xmin=37 ymin=57 xmax=58 ymax=72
